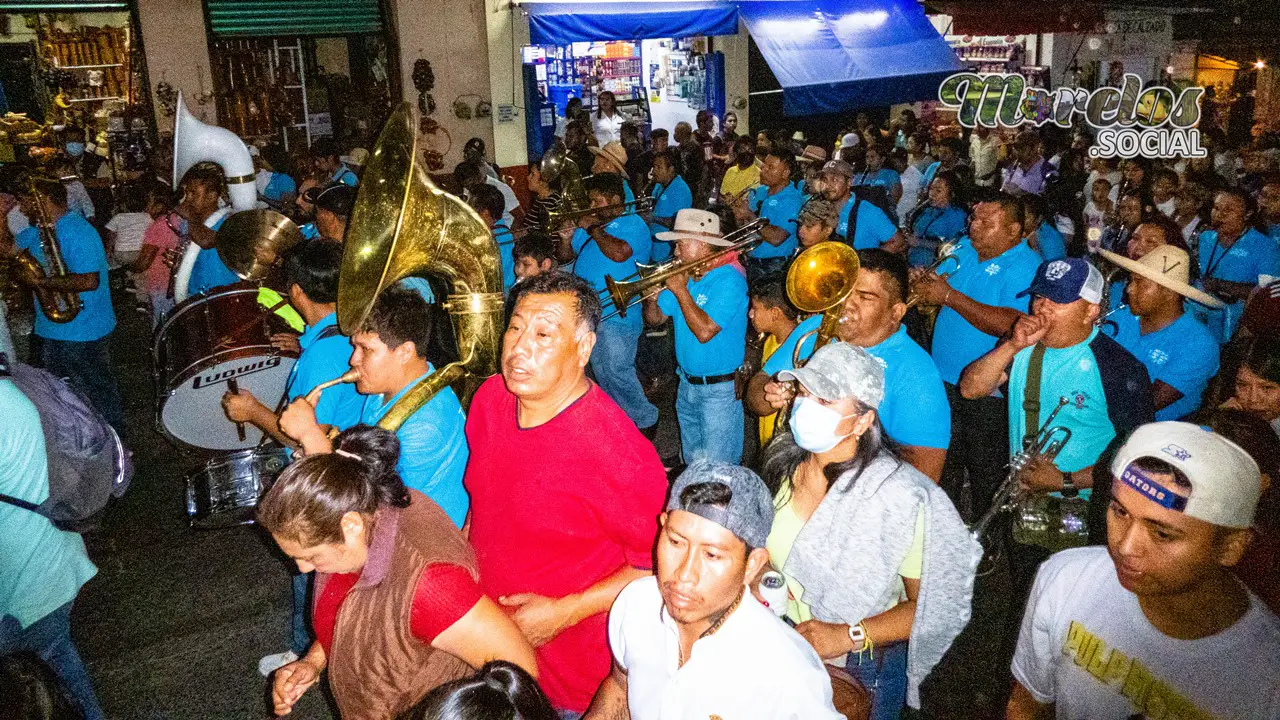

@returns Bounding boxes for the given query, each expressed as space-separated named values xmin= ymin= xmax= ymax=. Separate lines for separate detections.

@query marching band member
xmin=906 ymin=172 xmax=967 ymax=268
xmin=258 ymin=426 xmax=537 ymax=720
xmin=180 ymin=163 xmax=241 ymax=296
xmin=853 ymin=142 xmax=902 ymax=207
xmin=744 ymin=274 xmax=820 ymax=447
xmin=512 ymin=232 xmax=557 ymax=284
xmin=732 ymin=148 xmax=804 ymax=278
xmin=467 ymin=183 xmax=516 ymax=291
xmin=311 ymin=137 xmax=359 ymax=188
xmin=589 ymin=141 xmax=637 ymax=203
xmin=816 ymin=160 xmax=905 ymax=252
xmin=796 ymin=199 xmax=843 ymax=248
xmin=559 ymin=172 xmax=657 ymax=435
xmin=306 ymin=183 xmax=356 ymax=245
xmin=719 ymin=136 xmax=760 ymax=202
xmin=646 ymin=150 xmax=692 ymax=263
xmin=910 ymin=196 xmax=1041 ymax=518
xmin=5 ymin=176 xmax=122 ymax=431
xmin=646 ymin=209 xmax=749 ymax=464
xmin=1193 ymin=187 xmax=1280 ymax=343
xmin=282 ymin=286 xmax=470 ymax=528
xmin=464 ymin=272 xmax=668 ymax=716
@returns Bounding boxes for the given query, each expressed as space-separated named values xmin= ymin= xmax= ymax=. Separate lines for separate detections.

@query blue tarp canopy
xmin=523 ymin=1 xmax=740 ymax=45
xmin=738 ymin=0 xmax=964 ymax=115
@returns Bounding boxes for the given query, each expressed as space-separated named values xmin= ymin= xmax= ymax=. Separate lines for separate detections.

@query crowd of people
xmin=2 ymin=93 xmax=1280 ymax=720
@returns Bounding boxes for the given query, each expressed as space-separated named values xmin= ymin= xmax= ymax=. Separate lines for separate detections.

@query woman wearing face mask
xmin=760 ymin=342 xmax=978 ymax=720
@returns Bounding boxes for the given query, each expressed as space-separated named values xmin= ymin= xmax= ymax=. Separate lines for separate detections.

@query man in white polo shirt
xmin=1008 ymin=422 xmax=1280 ymax=719
xmin=585 ymin=461 xmax=843 ymax=720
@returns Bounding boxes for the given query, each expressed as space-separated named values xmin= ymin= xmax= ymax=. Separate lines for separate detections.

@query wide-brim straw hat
xmin=1098 ymin=246 xmax=1224 ymax=309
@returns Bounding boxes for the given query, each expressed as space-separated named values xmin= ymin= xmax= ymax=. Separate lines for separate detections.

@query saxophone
xmin=12 ymin=178 xmax=82 ymax=323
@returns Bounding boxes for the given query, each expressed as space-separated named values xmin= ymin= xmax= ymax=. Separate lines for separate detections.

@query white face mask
xmin=790 ymin=396 xmax=857 ymax=453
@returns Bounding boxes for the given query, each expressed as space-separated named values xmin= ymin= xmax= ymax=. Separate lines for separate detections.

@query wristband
xmin=1061 ymin=470 xmax=1078 ymax=498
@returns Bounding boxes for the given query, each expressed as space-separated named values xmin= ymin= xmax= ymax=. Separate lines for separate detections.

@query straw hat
xmin=341 ymin=147 xmax=369 ymax=167
xmin=797 ymin=145 xmax=827 ymax=164
xmin=655 ymin=208 xmax=734 ymax=246
xmin=588 ymin=141 xmax=628 ymax=174
xmin=1099 ymin=246 xmax=1224 ymax=309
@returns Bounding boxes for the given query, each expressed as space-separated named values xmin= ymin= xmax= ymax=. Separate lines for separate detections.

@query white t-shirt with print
xmin=1013 ymin=546 xmax=1280 ymax=720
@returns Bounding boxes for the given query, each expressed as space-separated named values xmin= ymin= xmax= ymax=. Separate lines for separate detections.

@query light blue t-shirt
xmin=188 ymin=213 xmax=241 ymax=295
xmin=865 ymin=326 xmax=951 ymax=449
xmin=658 ymin=264 xmax=748 ymax=377
xmin=16 ymin=212 xmax=115 ymax=342
xmin=1194 ymin=227 xmax=1280 ymax=343
xmin=287 ymin=313 xmax=362 ymax=430
xmin=495 ymin=224 xmax=516 ymax=291
xmin=749 ymin=184 xmax=804 ymax=259
xmin=361 ymin=367 xmax=470 ymax=528
xmin=762 ymin=314 xmax=822 ymax=376
xmin=331 ymin=164 xmax=359 ymax=187
xmin=300 ymin=222 xmax=320 ymax=241
xmin=263 ymin=172 xmax=296 ymax=202
xmin=909 ymin=205 xmax=967 ymax=267
xmin=853 ymin=167 xmax=901 ymax=195
xmin=1108 ymin=309 xmax=1219 ymax=421
xmin=1035 ymin=221 xmax=1067 ymax=261
xmin=931 ymin=237 xmax=1042 ymax=385
xmin=837 ymin=196 xmax=898 ymax=250
xmin=573 ymin=213 xmax=652 ymax=329
xmin=648 ymin=176 xmax=693 ymax=263
xmin=0 ymin=379 xmax=97 ymax=628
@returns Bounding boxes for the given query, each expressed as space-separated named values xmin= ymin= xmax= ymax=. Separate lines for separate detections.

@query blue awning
xmin=522 ymin=1 xmax=739 ymax=45
xmin=738 ymin=0 xmax=964 ymax=115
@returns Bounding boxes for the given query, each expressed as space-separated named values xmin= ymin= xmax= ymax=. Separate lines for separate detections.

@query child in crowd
xmin=130 ymin=182 xmax=181 ymax=324
xmin=512 ymin=232 xmax=556 ymax=283
xmin=105 ymin=183 xmax=153 ymax=275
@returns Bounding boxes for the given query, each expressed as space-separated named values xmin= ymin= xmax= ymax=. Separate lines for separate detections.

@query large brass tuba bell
xmin=338 ymin=104 xmax=503 ymax=428
xmin=785 ymin=241 xmax=860 ymax=363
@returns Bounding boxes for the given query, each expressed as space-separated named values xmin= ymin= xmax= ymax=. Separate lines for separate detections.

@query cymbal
xmin=215 ymin=209 xmax=304 ymax=281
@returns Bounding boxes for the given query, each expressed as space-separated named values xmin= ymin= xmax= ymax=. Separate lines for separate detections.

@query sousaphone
xmin=337 ymin=103 xmax=503 ymax=428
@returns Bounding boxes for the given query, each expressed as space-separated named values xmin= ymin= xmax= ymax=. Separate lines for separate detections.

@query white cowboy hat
xmin=655 ymin=208 xmax=734 ymax=246
xmin=1099 ymin=246 xmax=1225 ymax=309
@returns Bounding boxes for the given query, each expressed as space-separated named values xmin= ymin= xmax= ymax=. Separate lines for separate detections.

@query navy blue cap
xmin=1017 ymin=258 xmax=1105 ymax=304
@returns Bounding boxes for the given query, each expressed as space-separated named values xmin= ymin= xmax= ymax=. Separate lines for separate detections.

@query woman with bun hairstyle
xmin=398 ymin=661 xmax=558 ymax=720
xmin=257 ymin=425 xmax=537 ymax=719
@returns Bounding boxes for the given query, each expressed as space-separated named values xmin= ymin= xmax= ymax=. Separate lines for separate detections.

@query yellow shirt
xmin=758 ymin=334 xmax=781 ymax=446
xmin=766 ymin=484 xmax=924 ymax=625
xmin=721 ymin=161 xmax=762 ymax=200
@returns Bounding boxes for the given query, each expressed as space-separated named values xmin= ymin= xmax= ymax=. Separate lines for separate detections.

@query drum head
xmin=186 ymin=447 xmax=290 ymax=530
xmin=160 ymin=354 xmax=296 ymax=450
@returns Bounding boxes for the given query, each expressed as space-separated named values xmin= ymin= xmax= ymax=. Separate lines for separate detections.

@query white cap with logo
xmin=1111 ymin=422 xmax=1262 ymax=529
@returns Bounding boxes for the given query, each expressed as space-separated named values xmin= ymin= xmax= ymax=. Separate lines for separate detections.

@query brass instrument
xmin=718 ymin=183 xmax=757 ymax=209
xmin=337 ymin=103 xmax=503 ymax=429
xmin=904 ymin=241 xmax=962 ymax=310
xmin=900 ymin=195 xmax=930 ymax=232
xmin=540 ymin=144 xmax=591 ymax=225
xmin=12 ymin=177 xmax=82 ymax=323
xmin=970 ymin=396 xmax=1072 ymax=575
xmin=785 ymin=242 xmax=860 ymax=366
xmin=601 ymin=219 xmax=767 ymax=321
xmin=548 ymin=195 xmax=655 ymax=228
xmin=215 ymin=209 xmax=303 ymax=281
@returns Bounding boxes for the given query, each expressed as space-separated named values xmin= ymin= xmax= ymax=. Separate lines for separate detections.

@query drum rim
xmin=153 ymin=285 xmax=263 ymax=348
xmin=156 ymin=354 xmax=296 ymax=451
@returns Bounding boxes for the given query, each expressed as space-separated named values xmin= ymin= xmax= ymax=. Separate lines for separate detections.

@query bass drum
xmin=154 ymin=285 xmax=297 ymax=450
xmin=185 ymin=447 xmax=289 ymax=529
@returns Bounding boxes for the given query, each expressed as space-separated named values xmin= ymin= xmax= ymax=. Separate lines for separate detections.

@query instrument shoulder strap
xmin=1022 ymin=343 xmax=1047 ymax=449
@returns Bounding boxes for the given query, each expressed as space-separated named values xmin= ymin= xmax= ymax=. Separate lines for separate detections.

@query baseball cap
xmin=777 ymin=341 xmax=885 ymax=410
xmin=304 ymin=182 xmax=357 ymax=218
xmin=819 ymin=159 xmax=854 ymax=180
xmin=839 ymin=132 xmax=861 ymax=149
xmin=667 ymin=460 xmax=775 ymax=549
xmin=1111 ymin=422 xmax=1262 ymax=529
xmin=1017 ymin=258 xmax=1104 ymax=305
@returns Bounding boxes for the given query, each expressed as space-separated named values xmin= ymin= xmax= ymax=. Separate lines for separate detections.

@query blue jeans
xmin=845 ymin=640 xmax=908 ymax=720
xmin=291 ymin=572 xmax=312 ymax=655
xmin=0 ymin=602 xmax=104 ymax=720
xmin=41 ymin=336 xmax=124 ymax=434
xmin=675 ymin=377 xmax=743 ymax=464
xmin=591 ymin=320 xmax=658 ymax=429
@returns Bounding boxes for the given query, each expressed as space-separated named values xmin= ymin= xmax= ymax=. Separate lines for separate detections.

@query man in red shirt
xmin=464 ymin=271 xmax=668 ymax=716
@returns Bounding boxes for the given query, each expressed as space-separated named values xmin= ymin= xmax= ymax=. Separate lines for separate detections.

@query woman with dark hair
xmin=1194 ymin=187 xmax=1279 ymax=342
xmin=1223 ymin=336 xmax=1280 ymax=438
xmin=258 ymin=426 xmax=537 ymax=720
xmin=592 ymin=91 xmax=624 ymax=147
xmin=905 ymin=171 xmax=967 ymax=268
xmin=760 ymin=342 xmax=978 ymax=720
xmin=398 ymin=661 xmax=558 ymax=720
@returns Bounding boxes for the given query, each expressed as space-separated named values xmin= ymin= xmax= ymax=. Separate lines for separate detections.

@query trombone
xmin=904 ymin=241 xmax=962 ymax=310
xmin=548 ymin=194 xmax=655 ymax=228
xmin=600 ymin=218 xmax=767 ymax=321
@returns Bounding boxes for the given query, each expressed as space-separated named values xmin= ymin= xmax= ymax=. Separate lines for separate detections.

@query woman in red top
xmin=257 ymin=426 xmax=537 ymax=719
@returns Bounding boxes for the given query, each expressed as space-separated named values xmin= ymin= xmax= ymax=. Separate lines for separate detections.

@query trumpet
xmin=904 ymin=241 xmax=962 ymax=310
xmin=970 ymin=396 xmax=1072 ymax=574
xmin=600 ymin=219 xmax=766 ymax=321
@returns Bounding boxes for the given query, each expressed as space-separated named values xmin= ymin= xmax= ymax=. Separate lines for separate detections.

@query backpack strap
xmin=316 ymin=325 xmax=344 ymax=341
xmin=1022 ymin=343 xmax=1047 ymax=449
xmin=0 ymin=492 xmax=43 ymax=514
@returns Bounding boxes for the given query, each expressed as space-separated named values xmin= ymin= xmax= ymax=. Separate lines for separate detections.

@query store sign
xmin=1106 ymin=13 xmax=1171 ymax=59
xmin=937 ymin=72 xmax=1204 ymax=159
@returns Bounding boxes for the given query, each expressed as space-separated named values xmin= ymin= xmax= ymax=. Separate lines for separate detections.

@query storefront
xmin=0 ymin=0 xmax=154 ymax=174
xmin=200 ymin=0 xmax=399 ymax=151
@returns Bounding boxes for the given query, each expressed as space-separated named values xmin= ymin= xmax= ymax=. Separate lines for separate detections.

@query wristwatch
xmin=1061 ymin=471 xmax=1079 ymax=498
xmin=847 ymin=622 xmax=866 ymax=651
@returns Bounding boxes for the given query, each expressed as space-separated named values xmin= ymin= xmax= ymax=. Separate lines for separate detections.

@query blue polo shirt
xmin=16 ymin=212 xmax=115 ymax=342
xmin=1035 ymin=221 xmax=1067 ymax=261
xmin=1108 ymin=309 xmax=1219 ymax=421
xmin=188 ymin=213 xmax=241 ymax=295
xmin=763 ymin=314 xmax=822 ymax=376
xmin=286 ymin=313 xmax=362 ymax=430
xmin=361 ymin=367 xmax=469 ymax=528
xmin=837 ymin=196 xmax=898 ymax=250
xmin=573 ymin=213 xmax=651 ymax=329
xmin=263 ymin=172 xmax=296 ymax=202
xmin=494 ymin=224 xmax=515 ymax=291
xmin=331 ymin=164 xmax=359 ymax=187
xmin=658 ymin=264 xmax=748 ymax=377
xmin=866 ymin=326 xmax=951 ymax=449
xmin=300 ymin=222 xmax=320 ymax=241
xmin=648 ymin=176 xmax=692 ymax=263
xmin=1194 ymin=227 xmax=1280 ymax=342
xmin=909 ymin=205 xmax=968 ymax=266
xmin=0 ymin=379 xmax=97 ymax=629
xmin=853 ymin=167 xmax=900 ymax=194
xmin=931 ymin=237 xmax=1042 ymax=385
xmin=749 ymin=184 xmax=804 ymax=259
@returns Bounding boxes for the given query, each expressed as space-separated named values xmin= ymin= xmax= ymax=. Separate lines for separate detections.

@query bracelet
xmin=942 ymin=287 xmax=953 ymax=307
